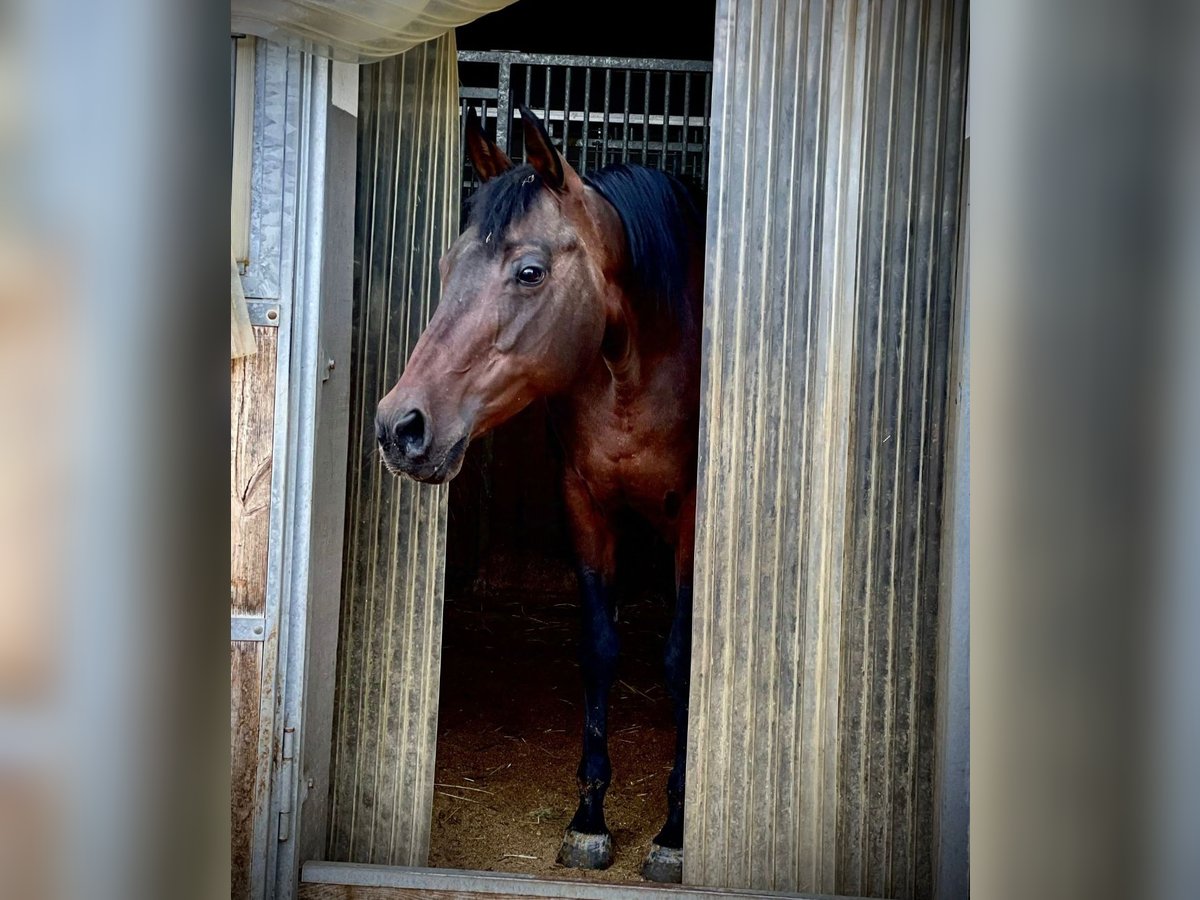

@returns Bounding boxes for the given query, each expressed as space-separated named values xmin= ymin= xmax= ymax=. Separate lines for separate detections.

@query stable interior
xmin=430 ymin=0 xmax=716 ymax=882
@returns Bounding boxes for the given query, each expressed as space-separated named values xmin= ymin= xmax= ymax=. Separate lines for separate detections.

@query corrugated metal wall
xmin=326 ymin=32 xmax=460 ymax=866
xmin=685 ymin=1 xmax=966 ymax=898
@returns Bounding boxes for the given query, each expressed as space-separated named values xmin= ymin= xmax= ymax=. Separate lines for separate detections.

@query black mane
xmin=465 ymin=163 xmax=701 ymax=323
xmin=466 ymin=164 xmax=544 ymax=248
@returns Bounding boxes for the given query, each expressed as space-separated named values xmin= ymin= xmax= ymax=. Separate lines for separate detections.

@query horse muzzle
xmin=375 ymin=404 xmax=470 ymax=484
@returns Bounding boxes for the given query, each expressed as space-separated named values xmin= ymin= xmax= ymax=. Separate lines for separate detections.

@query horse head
xmin=376 ymin=106 xmax=622 ymax=483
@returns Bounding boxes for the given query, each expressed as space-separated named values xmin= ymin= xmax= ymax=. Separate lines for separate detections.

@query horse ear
xmin=465 ymin=107 xmax=513 ymax=182
xmin=518 ymin=104 xmax=567 ymax=192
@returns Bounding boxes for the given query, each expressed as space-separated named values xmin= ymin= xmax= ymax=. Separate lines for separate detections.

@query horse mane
xmin=465 ymin=163 xmax=702 ymax=325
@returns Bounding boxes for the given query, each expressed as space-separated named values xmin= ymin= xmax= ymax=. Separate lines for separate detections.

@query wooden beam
xmin=230 ymin=326 xmax=277 ymax=617
xmin=230 ymin=323 xmax=277 ymax=898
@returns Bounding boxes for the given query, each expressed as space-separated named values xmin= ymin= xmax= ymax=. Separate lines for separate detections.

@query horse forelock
xmin=465 ymin=165 xmax=545 ymax=250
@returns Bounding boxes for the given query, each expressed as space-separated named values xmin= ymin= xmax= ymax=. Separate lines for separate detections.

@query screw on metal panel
xmin=254 ymin=625 xmax=263 ymax=635
xmin=327 ymin=359 xmax=335 ymax=371
xmin=267 ymin=308 xmax=278 ymax=321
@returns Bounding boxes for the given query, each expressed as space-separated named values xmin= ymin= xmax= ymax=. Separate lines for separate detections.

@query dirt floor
xmin=428 ymin=551 xmax=678 ymax=884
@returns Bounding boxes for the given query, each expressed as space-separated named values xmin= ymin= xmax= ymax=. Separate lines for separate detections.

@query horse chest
xmin=563 ymin=400 xmax=692 ymax=520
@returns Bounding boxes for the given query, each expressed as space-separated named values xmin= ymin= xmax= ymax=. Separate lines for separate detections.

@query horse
xmin=375 ymin=105 xmax=703 ymax=883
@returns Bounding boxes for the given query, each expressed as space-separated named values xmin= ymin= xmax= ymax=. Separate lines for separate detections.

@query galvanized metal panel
xmin=685 ymin=1 xmax=967 ymax=897
xmin=235 ymin=43 xmax=307 ymax=900
xmin=241 ymin=38 xmax=293 ymax=301
xmin=327 ymin=33 xmax=460 ymax=867
xmin=298 ymin=84 xmax=361 ymax=879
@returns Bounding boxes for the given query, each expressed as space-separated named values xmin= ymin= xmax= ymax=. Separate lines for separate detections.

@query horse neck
xmin=578 ymin=187 xmax=657 ymax=393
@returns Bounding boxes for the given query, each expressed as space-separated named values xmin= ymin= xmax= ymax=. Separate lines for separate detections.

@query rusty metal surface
xmin=685 ymin=1 xmax=967 ymax=897
xmin=326 ymin=32 xmax=460 ymax=867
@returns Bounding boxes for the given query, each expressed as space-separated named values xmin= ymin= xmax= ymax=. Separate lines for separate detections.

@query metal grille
xmin=457 ymin=50 xmax=713 ymax=199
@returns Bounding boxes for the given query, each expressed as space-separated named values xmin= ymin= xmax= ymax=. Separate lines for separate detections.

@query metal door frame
xmin=234 ymin=40 xmax=356 ymax=900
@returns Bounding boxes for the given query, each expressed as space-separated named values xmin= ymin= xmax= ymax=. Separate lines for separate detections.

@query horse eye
xmin=516 ymin=264 xmax=545 ymax=286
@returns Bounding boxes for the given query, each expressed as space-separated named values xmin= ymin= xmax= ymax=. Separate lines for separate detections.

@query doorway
xmin=431 ymin=0 xmax=717 ymax=881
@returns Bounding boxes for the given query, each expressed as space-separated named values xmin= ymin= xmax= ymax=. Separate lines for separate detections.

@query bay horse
xmin=375 ymin=105 xmax=702 ymax=883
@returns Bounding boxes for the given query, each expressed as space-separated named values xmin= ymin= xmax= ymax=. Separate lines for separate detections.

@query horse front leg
xmin=642 ymin=492 xmax=695 ymax=883
xmin=557 ymin=473 xmax=619 ymax=870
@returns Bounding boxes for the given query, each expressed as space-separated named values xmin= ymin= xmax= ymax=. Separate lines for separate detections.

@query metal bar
xmin=458 ymin=86 xmax=498 ymax=100
xmin=543 ymin=65 xmax=551 ymax=153
xmin=232 ymin=614 xmax=267 ymax=641
xmin=494 ymin=59 xmax=511 ymax=155
xmin=562 ymin=139 xmax=708 ymax=155
xmin=701 ymin=71 xmax=711 ymax=185
xmin=458 ymin=98 xmax=467 ymax=187
xmin=601 ymin=68 xmax=611 ymax=168
xmin=642 ymin=70 xmax=650 ymax=161
xmin=457 ymin=108 xmax=707 ymax=128
xmin=662 ymin=70 xmax=672 ymax=169
xmin=563 ymin=66 xmax=571 ymax=153
xmin=524 ymin=64 xmax=531 ymax=108
xmin=622 ymin=69 xmax=631 ymax=162
xmin=301 ymin=861 xmax=846 ymax=899
xmin=581 ymin=67 xmax=591 ymax=173
xmin=681 ymin=71 xmax=691 ymax=176
xmin=261 ymin=46 xmax=330 ymax=899
xmin=634 ymin=140 xmax=707 ymax=153
xmin=457 ymin=49 xmax=713 ymax=73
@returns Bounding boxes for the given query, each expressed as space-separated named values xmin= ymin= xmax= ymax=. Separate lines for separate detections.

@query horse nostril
xmin=393 ymin=408 xmax=428 ymax=457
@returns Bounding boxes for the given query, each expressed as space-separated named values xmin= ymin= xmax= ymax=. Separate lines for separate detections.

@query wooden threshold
xmin=300 ymin=862 xmax=864 ymax=900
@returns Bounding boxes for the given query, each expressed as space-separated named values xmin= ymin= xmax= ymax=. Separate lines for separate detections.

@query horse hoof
xmin=556 ymin=829 xmax=614 ymax=869
xmin=641 ymin=842 xmax=683 ymax=883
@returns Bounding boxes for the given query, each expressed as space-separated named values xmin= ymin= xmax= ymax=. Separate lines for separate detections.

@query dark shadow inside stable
xmin=430 ymin=0 xmax=715 ymax=882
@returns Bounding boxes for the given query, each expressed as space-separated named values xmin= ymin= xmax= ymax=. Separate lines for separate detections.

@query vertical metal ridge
xmin=801 ymin=3 xmax=841 ymax=890
xmin=762 ymin=0 xmax=809 ymax=887
xmin=723 ymin=0 xmax=764 ymax=882
xmin=687 ymin=1 xmax=966 ymax=897
xmin=328 ymin=31 xmax=459 ymax=867
xmin=840 ymin=0 xmax=883 ymax=884
xmin=766 ymin=2 xmax=806 ymax=886
xmin=895 ymin=3 xmax=946 ymax=892
xmin=688 ymin=0 xmax=727 ymax=872
xmin=328 ymin=61 xmax=380 ymax=862
xmin=745 ymin=0 xmax=789 ymax=883
xmin=820 ymin=0 xmax=869 ymax=891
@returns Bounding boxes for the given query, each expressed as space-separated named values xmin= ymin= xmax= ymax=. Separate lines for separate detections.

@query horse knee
xmin=582 ymin=622 xmax=619 ymax=675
